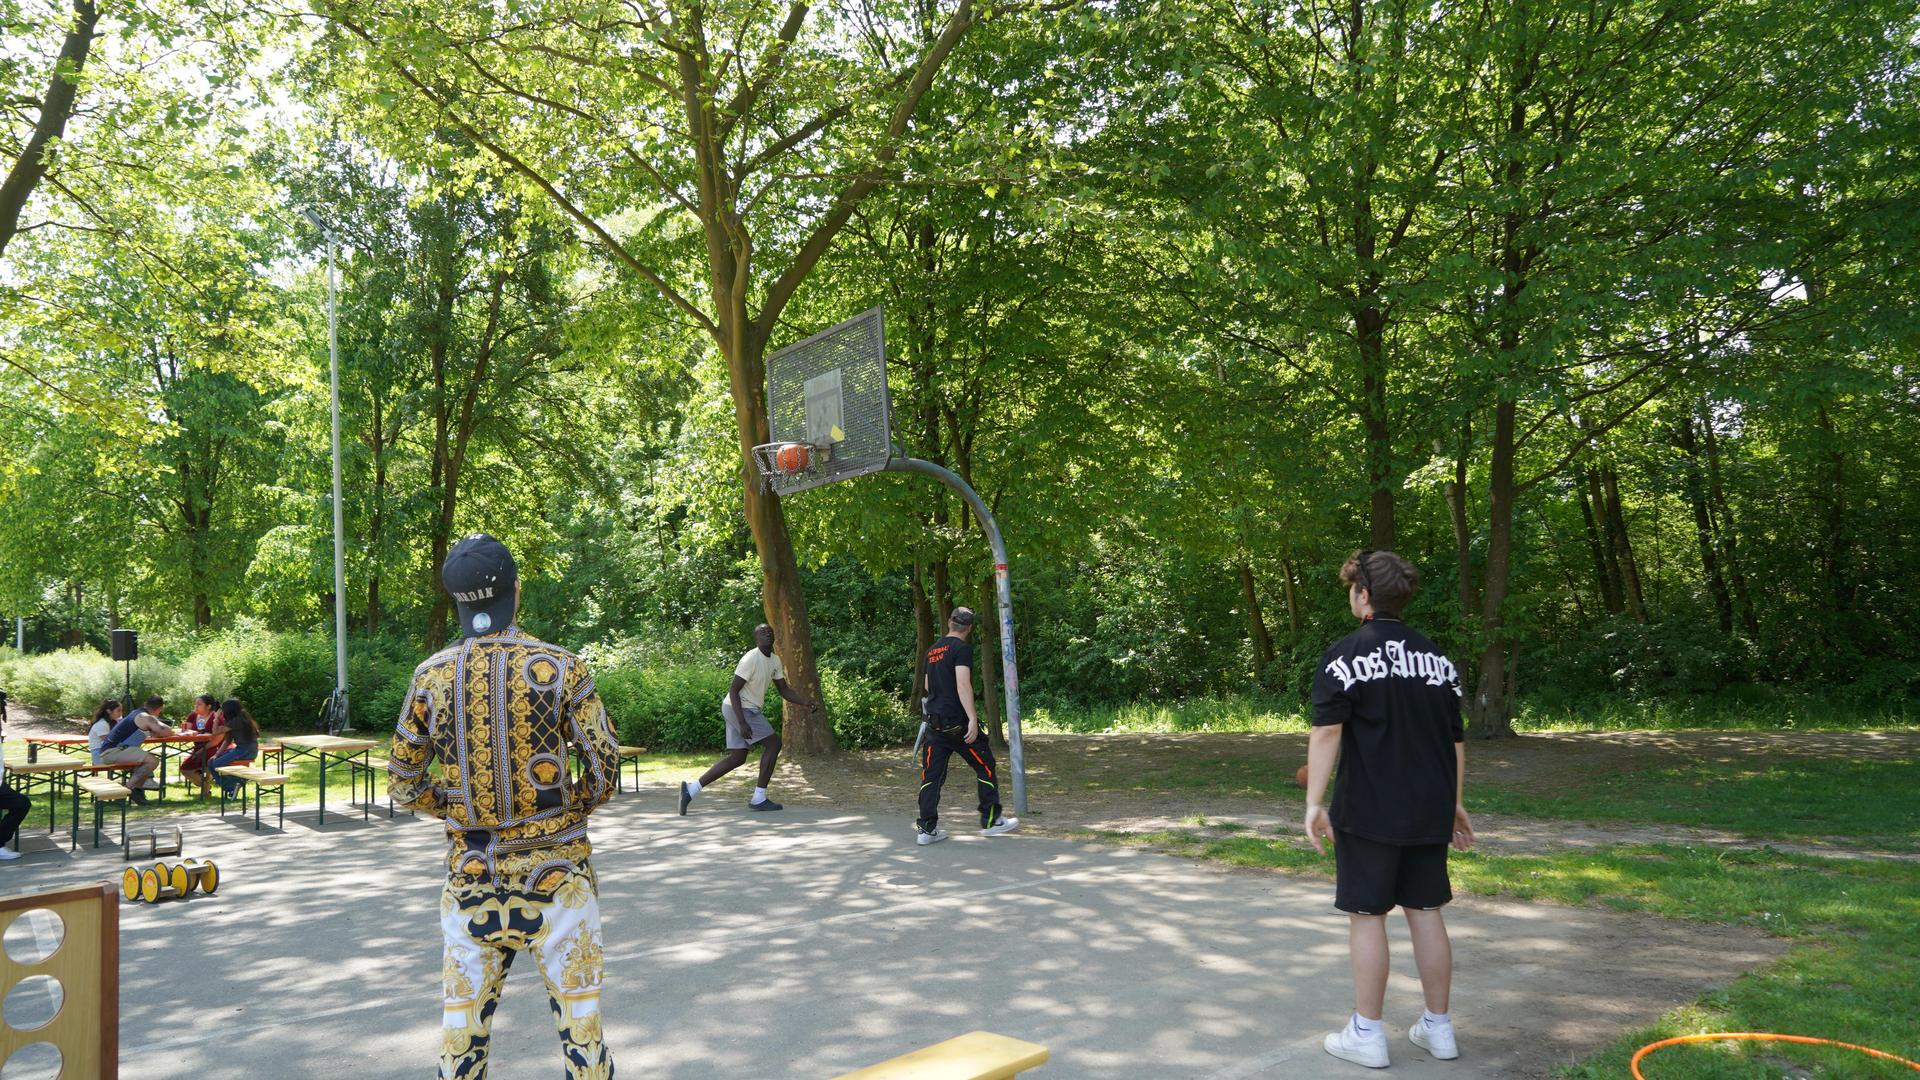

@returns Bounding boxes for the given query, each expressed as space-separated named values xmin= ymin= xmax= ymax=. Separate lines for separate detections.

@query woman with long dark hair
xmin=179 ymin=694 xmax=226 ymax=798
xmin=87 ymin=698 xmax=123 ymax=764
xmin=207 ymin=699 xmax=260 ymax=798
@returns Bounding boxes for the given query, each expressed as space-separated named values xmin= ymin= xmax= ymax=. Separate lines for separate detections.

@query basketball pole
xmin=883 ymin=456 xmax=1028 ymax=816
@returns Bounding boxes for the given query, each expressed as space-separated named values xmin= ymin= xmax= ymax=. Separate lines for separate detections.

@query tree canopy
xmin=3 ymin=0 xmax=1917 ymax=739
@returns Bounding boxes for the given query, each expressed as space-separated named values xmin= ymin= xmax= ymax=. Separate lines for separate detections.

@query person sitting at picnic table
xmin=97 ymin=694 xmax=175 ymax=804
xmin=178 ymin=694 xmax=224 ymax=798
xmin=87 ymin=698 xmax=123 ymax=764
xmin=208 ymin=699 xmax=260 ymax=798
xmin=1 ymin=694 xmax=28 ymax=861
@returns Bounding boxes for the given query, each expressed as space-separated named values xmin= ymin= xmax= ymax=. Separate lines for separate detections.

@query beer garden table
xmin=2 ymin=753 xmax=134 ymax=850
xmin=274 ymin=735 xmax=380 ymax=828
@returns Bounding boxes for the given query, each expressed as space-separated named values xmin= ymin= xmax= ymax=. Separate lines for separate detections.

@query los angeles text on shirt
xmin=1322 ymin=638 xmax=1461 ymax=696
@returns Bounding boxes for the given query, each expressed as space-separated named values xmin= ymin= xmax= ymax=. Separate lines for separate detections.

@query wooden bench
xmin=347 ymin=757 xmax=418 ymax=820
xmin=75 ymin=777 xmax=131 ymax=850
xmin=217 ymin=765 xmax=290 ymax=831
xmin=832 ymin=1032 xmax=1049 ymax=1080
xmin=617 ymin=746 xmax=646 ymax=791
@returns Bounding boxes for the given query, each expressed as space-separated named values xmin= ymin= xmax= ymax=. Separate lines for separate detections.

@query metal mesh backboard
xmin=765 ymin=307 xmax=893 ymax=495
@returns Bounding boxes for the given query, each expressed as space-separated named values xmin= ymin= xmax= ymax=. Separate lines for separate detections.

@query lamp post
xmin=303 ymin=209 xmax=350 ymax=732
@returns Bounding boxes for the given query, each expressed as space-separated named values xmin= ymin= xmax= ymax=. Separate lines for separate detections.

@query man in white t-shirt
xmin=680 ymin=623 xmax=818 ymax=814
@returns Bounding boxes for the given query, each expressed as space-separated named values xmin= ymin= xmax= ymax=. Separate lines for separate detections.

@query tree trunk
xmin=911 ymin=562 xmax=935 ymax=709
xmin=1602 ymin=467 xmax=1648 ymax=621
xmin=1676 ymin=415 xmax=1733 ymax=632
xmin=1699 ymin=407 xmax=1759 ymax=636
xmin=1237 ymin=561 xmax=1275 ymax=672
xmin=1575 ymin=464 xmax=1620 ymax=614
xmin=1587 ymin=465 xmax=1627 ymax=612
xmin=1445 ymin=421 xmax=1479 ymax=628
xmin=0 ymin=0 xmax=97 ymax=260
xmin=1357 ymin=307 xmax=1395 ymax=550
xmin=422 ymin=255 xmax=459 ymax=651
xmin=1470 ymin=398 xmax=1519 ymax=739
xmin=719 ymin=323 xmax=832 ymax=754
xmin=367 ymin=394 xmax=386 ymax=637
xmin=64 ymin=583 xmax=83 ymax=647
xmin=978 ymin=576 xmax=1003 ymax=747
xmin=1280 ymin=558 xmax=1303 ymax=637
xmin=1814 ymin=404 xmax=1853 ymax=614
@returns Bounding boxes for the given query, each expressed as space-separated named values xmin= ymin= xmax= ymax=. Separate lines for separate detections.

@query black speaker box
xmin=110 ymin=628 xmax=138 ymax=662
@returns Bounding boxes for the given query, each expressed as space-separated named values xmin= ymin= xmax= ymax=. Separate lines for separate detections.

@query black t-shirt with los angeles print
xmin=1310 ymin=617 xmax=1465 ymax=845
xmin=923 ymin=635 xmax=973 ymax=721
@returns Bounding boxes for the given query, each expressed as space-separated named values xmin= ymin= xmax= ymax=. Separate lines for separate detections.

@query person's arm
xmin=772 ymin=678 xmax=818 ymax=714
xmin=138 ymin=713 xmax=175 ymax=738
xmin=727 ymin=675 xmax=751 ymax=740
xmin=1451 ymin=741 xmax=1473 ymax=850
xmin=1304 ymin=644 xmax=1352 ymax=853
xmin=1304 ymin=724 xmax=1341 ymax=853
xmin=956 ymin=664 xmax=978 ymax=742
xmin=566 ymin=661 xmax=619 ymax=813
xmin=387 ymin=678 xmax=448 ymax=819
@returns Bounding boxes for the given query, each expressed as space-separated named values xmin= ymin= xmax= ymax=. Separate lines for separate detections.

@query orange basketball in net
xmin=775 ymin=443 xmax=811 ymax=473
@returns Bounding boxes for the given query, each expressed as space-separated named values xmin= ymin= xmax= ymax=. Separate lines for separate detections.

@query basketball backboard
xmin=762 ymin=307 xmax=893 ymax=496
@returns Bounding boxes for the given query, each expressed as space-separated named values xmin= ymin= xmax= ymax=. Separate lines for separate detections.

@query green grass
xmin=1020 ymin=691 xmax=1920 ymax=736
xmin=1084 ymin=830 xmax=1920 ymax=1078
xmin=1023 ymin=696 xmax=1308 ymax=734
xmin=1473 ymin=758 xmax=1920 ymax=849
xmin=1516 ymin=694 xmax=1918 ymax=732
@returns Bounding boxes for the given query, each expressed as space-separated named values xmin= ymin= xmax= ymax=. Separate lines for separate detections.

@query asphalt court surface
xmin=1 ymin=793 xmax=1780 ymax=1077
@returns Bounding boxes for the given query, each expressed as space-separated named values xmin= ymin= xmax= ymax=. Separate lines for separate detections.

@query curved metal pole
xmin=884 ymin=456 xmax=1027 ymax=815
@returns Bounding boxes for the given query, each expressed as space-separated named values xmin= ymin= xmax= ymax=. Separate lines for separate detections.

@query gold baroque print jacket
xmin=389 ymin=626 xmax=619 ymax=889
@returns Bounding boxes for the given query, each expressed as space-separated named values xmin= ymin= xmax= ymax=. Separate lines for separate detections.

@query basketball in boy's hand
xmin=1294 ymin=765 xmax=1309 ymax=788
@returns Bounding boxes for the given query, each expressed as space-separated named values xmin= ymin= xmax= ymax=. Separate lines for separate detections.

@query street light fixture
xmin=304 ymin=209 xmax=351 ymax=733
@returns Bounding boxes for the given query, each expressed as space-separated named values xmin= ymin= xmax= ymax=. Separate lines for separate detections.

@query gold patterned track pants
xmin=439 ymin=864 xmax=612 ymax=1079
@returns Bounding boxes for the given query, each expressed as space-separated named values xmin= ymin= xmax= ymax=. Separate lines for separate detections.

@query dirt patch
xmin=745 ymin=729 xmax=1920 ymax=861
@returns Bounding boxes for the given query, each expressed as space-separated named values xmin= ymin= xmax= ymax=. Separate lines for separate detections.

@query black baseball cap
xmin=950 ymin=606 xmax=976 ymax=628
xmin=442 ymin=533 xmax=518 ymax=638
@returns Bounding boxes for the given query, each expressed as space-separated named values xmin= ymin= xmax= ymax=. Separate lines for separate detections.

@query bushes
xmin=0 ymin=631 xmax=417 ymax=729
xmin=821 ymin=666 xmax=917 ymax=749
xmin=2 ymin=632 xmax=924 ymax=750
xmin=596 ymin=665 xmax=732 ymax=751
xmin=595 ymin=661 xmax=912 ymax=751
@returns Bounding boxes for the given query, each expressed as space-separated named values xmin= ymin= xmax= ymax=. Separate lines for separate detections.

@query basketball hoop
xmin=751 ymin=440 xmax=831 ymax=490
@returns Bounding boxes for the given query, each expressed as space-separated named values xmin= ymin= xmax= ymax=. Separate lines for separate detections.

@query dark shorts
xmin=1333 ymin=830 xmax=1452 ymax=915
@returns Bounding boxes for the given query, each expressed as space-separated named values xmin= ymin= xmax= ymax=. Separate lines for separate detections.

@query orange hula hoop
xmin=1631 ymin=1032 xmax=1920 ymax=1078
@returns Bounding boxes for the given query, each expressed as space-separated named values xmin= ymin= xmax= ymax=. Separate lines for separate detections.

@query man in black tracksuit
xmin=914 ymin=607 xmax=1020 ymax=846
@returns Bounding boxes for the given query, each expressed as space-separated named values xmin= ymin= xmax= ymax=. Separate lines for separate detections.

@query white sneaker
xmin=981 ymin=817 xmax=1020 ymax=836
xmin=916 ymin=827 xmax=949 ymax=846
xmin=1324 ymin=1024 xmax=1390 ymax=1069
xmin=1410 ymin=1020 xmax=1459 ymax=1060
xmin=0 ymin=848 xmax=21 ymax=861
xmin=141 ymin=779 xmax=162 ymax=790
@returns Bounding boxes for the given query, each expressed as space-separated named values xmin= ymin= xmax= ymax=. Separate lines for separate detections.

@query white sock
xmin=751 ymin=787 xmax=768 ymax=804
xmin=685 ymin=779 xmax=702 ymax=798
xmin=1423 ymin=1009 xmax=1451 ymax=1029
xmin=1350 ymin=1013 xmax=1382 ymax=1039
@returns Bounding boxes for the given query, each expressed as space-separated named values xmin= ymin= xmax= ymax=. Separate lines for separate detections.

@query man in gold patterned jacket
xmin=389 ymin=533 xmax=619 ymax=1080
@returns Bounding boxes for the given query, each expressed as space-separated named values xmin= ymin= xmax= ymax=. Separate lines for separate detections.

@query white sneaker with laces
xmin=916 ymin=827 xmax=949 ymax=846
xmin=1411 ymin=1020 xmax=1459 ymax=1060
xmin=0 ymin=847 xmax=21 ymax=861
xmin=141 ymin=778 xmax=162 ymax=790
xmin=981 ymin=816 xmax=1020 ymax=836
xmin=1324 ymin=1023 xmax=1390 ymax=1069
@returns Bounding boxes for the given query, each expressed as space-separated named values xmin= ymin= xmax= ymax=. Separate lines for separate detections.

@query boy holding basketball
xmin=1304 ymin=549 xmax=1475 ymax=1069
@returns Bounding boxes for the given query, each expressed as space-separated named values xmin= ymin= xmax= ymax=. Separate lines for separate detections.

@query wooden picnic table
xmin=275 ymin=735 xmax=380 ymax=828
xmin=3 ymin=754 xmax=138 ymax=850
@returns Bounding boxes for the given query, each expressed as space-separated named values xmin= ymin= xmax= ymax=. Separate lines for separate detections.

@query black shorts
xmin=1333 ymin=830 xmax=1452 ymax=915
